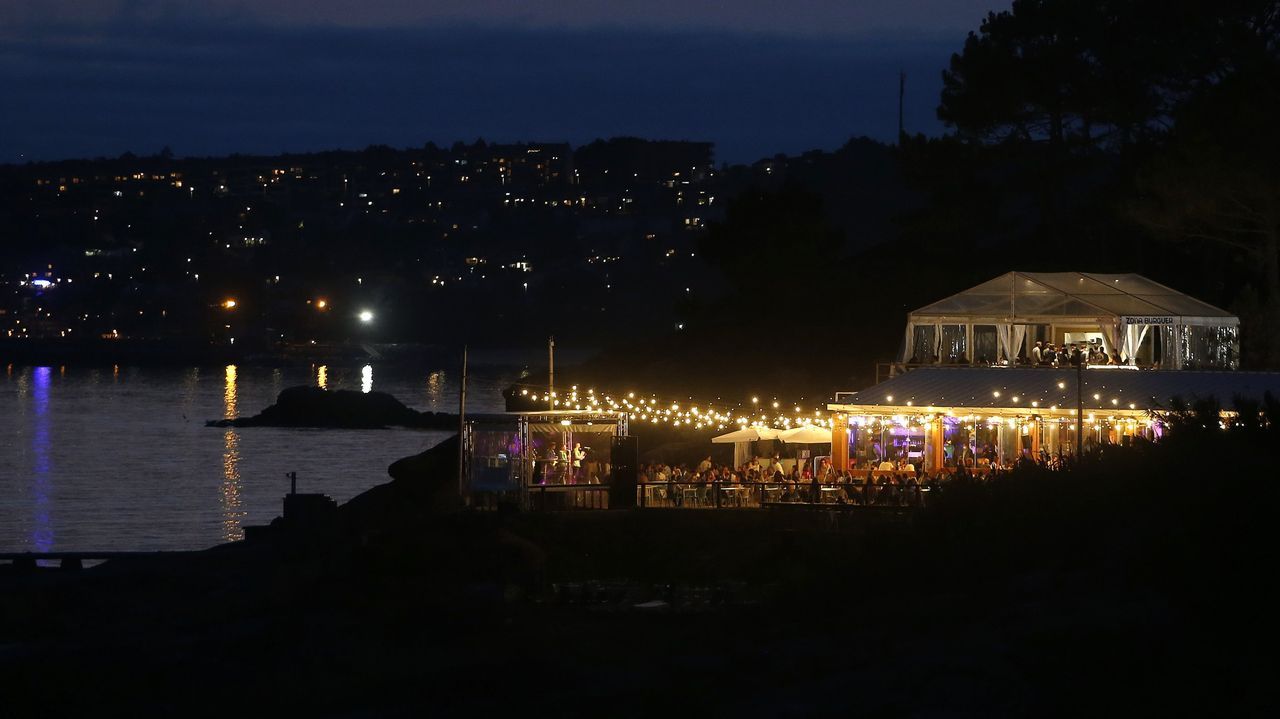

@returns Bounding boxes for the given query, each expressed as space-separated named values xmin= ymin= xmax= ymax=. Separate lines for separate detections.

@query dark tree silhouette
xmin=698 ymin=184 xmax=843 ymax=295
xmin=939 ymin=1 xmax=1276 ymax=150
xmin=1131 ymin=36 xmax=1280 ymax=364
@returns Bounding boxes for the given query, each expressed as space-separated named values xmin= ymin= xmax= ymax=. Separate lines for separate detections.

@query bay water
xmin=0 ymin=361 xmax=515 ymax=552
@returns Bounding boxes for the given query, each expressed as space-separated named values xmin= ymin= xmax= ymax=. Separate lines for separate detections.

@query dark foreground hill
xmin=0 ymin=414 xmax=1275 ymax=715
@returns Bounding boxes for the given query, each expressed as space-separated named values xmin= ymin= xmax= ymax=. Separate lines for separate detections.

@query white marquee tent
xmin=900 ymin=272 xmax=1239 ymax=370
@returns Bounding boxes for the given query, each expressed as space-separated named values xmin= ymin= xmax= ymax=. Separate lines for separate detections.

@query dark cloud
xmin=1 ymin=20 xmax=958 ymax=164
xmin=3 ymin=1 xmax=1003 ymax=37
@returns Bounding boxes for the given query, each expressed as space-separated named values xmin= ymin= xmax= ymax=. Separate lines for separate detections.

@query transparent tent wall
xmin=973 ymin=325 xmax=998 ymax=365
xmin=940 ymin=325 xmax=967 ymax=364
xmin=911 ymin=325 xmax=937 ymax=363
xmin=467 ymin=426 xmax=522 ymax=494
xmin=1180 ymin=325 xmax=1240 ymax=370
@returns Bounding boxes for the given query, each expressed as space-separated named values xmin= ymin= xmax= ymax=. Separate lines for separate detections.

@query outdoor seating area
xmin=462 ymin=271 xmax=1280 ymax=511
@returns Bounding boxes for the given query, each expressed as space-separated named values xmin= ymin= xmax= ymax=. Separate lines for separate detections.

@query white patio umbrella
xmin=712 ymin=426 xmax=781 ymax=469
xmin=777 ymin=424 xmax=834 ymax=480
xmin=710 ymin=426 xmax=781 ymax=443
xmin=777 ymin=424 xmax=832 ymax=444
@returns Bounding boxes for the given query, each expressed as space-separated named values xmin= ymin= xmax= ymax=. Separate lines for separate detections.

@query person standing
xmin=558 ymin=444 xmax=570 ymax=483
xmin=573 ymin=442 xmax=586 ymax=483
xmin=1031 ymin=341 xmax=1043 ymax=365
xmin=543 ymin=442 xmax=559 ymax=484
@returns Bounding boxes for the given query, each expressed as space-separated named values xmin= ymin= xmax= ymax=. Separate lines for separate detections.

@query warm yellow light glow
xmin=315 ymin=299 xmax=328 ymax=309
xmin=222 ymin=364 xmax=243 ymax=542
xmin=222 ymin=299 xmax=237 ymax=309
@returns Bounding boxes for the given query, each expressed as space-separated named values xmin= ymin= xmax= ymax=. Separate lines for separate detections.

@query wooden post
xmin=931 ymin=418 xmax=945 ymax=472
xmin=458 ymin=345 xmax=468 ymax=501
xmin=1076 ymin=361 xmax=1084 ymax=459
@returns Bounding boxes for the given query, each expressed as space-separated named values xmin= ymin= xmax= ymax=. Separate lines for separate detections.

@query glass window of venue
xmin=848 ymin=423 xmax=878 ymax=466
xmin=466 ymin=423 xmax=522 ymax=494
xmin=999 ymin=419 xmax=1033 ymax=463
xmin=893 ymin=420 xmax=926 ymax=466
xmin=974 ymin=420 xmax=1000 ymax=467
xmin=849 ymin=418 xmax=924 ymax=468
xmin=940 ymin=325 xmax=967 ymax=364
xmin=941 ymin=417 xmax=970 ymax=467
xmin=1039 ymin=419 xmax=1069 ymax=459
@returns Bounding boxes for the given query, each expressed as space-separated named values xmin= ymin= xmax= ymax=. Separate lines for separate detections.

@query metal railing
xmin=635 ymin=480 xmax=930 ymax=509
xmin=526 ymin=483 xmax=612 ymax=510
xmin=517 ymin=473 xmax=942 ymax=512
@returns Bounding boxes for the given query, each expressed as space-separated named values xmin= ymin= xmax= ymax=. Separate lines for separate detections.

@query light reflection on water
xmin=425 ymin=370 xmax=445 ymax=410
xmin=317 ymin=365 xmax=328 ymax=390
xmin=222 ymin=365 xmax=244 ymax=542
xmin=0 ymin=363 xmax=513 ymax=552
xmin=31 ymin=367 xmax=53 ymax=552
xmin=361 ymin=364 xmax=373 ymax=394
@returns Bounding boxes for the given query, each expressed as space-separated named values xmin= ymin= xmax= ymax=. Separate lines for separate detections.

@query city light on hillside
xmin=221 ymin=299 xmax=237 ymax=309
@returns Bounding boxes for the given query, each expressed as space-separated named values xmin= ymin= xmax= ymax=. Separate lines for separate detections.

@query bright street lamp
xmin=358 ymin=310 xmax=374 ymax=323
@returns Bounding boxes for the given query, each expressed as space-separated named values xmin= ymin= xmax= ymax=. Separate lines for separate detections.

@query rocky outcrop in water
xmin=206 ymin=385 xmax=457 ymax=429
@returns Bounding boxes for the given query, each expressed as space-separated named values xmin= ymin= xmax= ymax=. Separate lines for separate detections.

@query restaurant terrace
xmin=464 ymin=272 xmax=1270 ymax=510
xmin=827 ymin=368 xmax=1280 ymax=473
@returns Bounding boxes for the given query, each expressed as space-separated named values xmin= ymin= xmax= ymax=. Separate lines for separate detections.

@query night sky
xmin=2 ymin=1 xmax=1008 ymax=164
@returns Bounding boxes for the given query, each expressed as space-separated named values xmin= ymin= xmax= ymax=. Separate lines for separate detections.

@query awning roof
xmin=828 ymin=367 xmax=1280 ymax=415
xmin=909 ymin=272 xmax=1237 ymax=325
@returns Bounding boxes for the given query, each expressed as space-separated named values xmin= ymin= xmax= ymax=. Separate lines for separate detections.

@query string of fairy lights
xmin=515 ymin=385 xmax=834 ymax=431
xmin=845 ymin=413 xmax=1155 ymax=434
xmin=512 ymin=384 xmax=1159 ymax=437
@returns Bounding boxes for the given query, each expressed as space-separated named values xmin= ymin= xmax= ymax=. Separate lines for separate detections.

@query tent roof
xmin=909 ymin=272 xmax=1236 ymax=323
xmin=828 ymin=367 xmax=1280 ymax=414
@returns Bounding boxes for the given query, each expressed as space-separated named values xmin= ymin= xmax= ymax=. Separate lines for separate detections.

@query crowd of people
xmin=917 ymin=340 xmax=1134 ymax=367
xmin=1028 ymin=341 xmax=1124 ymax=367
xmin=532 ymin=439 xmax=1073 ymax=503
xmin=634 ymin=455 xmax=1004 ymax=508
xmin=537 ymin=441 xmax=606 ymax=485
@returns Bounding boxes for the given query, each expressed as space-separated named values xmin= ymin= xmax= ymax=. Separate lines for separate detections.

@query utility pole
xmin=898 ymin=70 xmax=906 ymax=144
xmin=458 ymin=345 xmax=468 ymax=501
xmin=548 ymin=335 xmax=555 ymax=411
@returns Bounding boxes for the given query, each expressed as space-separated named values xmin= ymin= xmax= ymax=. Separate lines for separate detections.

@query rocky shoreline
xmin=206 ymin=385 xmax=459 ymax=429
